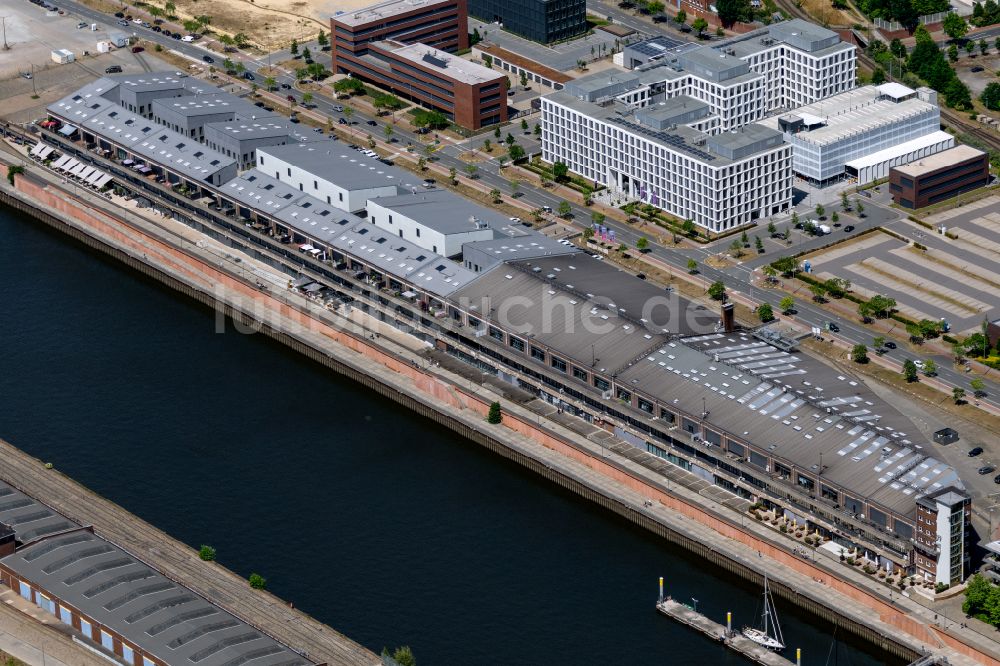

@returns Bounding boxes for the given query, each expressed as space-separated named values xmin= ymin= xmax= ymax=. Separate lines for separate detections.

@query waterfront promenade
xmin=0 ymin=438 xmax=379 ymax=666
xmin=0 ymin=153 xmax=998 ymax=666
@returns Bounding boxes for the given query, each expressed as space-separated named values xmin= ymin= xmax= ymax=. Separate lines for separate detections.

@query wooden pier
xmin=656 ymin=598 xmax=796 ymax=666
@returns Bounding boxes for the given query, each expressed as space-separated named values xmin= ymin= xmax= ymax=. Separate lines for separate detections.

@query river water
xmin=0 ymin=205 xmax=898 ymax=666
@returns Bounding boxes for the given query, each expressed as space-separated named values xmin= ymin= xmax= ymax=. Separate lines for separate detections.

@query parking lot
xmin=804 ymin=200 xmax=1000 ymax=334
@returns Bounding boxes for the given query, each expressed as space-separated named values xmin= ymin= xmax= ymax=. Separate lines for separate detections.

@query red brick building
xmin=332 ymin=0 xmax=468 ymax=72
xmin=889 ymin=145 xmax=990 ymax=209
xmin=341 ymin=39 xmax=508 ymax=129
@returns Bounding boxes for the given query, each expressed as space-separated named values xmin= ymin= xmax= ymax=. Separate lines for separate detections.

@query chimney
xmin=721 ymin=302 xmax=735 ymax=333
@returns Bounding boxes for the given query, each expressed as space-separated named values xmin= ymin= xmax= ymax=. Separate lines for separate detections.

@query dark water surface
xmin=0 ymin=205 xmax=897 ymax=666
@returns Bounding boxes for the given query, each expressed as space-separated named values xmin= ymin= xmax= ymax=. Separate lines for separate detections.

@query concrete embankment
xmin=1 ymin=160 xmax=997 ymax=666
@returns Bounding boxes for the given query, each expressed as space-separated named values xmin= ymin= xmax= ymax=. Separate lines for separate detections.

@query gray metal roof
xmin=451 ymin=255 xmax=718 ymax=372
xmin=256 ymin=143 xmax=421 ymax=192
xmin=151 ymin=94 xmax=272 ymax=121
xmin=220 ymin=169 xmax=304 ymax=215
xmin=367 ymin=189 xmax=510 ymax=234
xmin=0 ymin=482 xmax=79 ymax=544
xmin=462 ymin=225 xmax=580 ymax=262
xmin=617 ymin=330 xmax=962 ymax=516
xmin=1 ymin=532 xmax=309 ymax=666
xmin=48 ymin=97 xmax=237 ymax=183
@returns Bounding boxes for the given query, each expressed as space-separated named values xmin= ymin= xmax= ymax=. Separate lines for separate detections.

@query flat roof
xmin=462 ymin=226 xmax=580 ymax=261
xmin=49 ymin=97 xmax=236 ymax=182
xmin=332 ymin=0 xmax=454 ymax=26
xmin=204 ymin=119 xmax=295 ymax=141
xmin=891 ymin=144 xmax=985 ymax=177
xmin=618 ymin=330 xmax=962 ymax=517
xmin=367 ymin=189 xmax=509 ymax=234
xmin=475 ymin=43 xmax=573 ymax=84
xmin=2 ymin=532 xmax=310 ymax=666
xmin=0 ymin=481 xmax=79 ymax=544
xmin=256 ymin=142 xmax=420 ymax=191
xmin=372 ymin=41 xmax=502 ymax=85
xmin=845 ymin=131 xmax=953 ymax=171
xmin=759 ymin=85 xmax=937 ymax=147
xmin=152 ymin=94 xmax=271 ymax=120
xmin=221 ymin=169 xmax=304 ymax=214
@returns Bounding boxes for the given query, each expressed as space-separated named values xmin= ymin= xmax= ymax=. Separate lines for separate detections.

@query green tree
xmin=890 ymin=38 xmax=907 ymax=59
xmin=757 ymin=302 xmax=774 ymax=322
xmin=981 ymin=38 xmax=990 ymax=55
xmin=494 ymin=126 xmax=502 ymax=139
xmin=487 ymin=401 xmax=502 ymax=424
xmin=482 ymin=138 xmax=492 ymax=153
xmin=692 ymin=17 xmax=708 ymax=35
xmin=903 ymin=359 xmax=919 ymax=382
xmin=873 ymin=335 xmax=886 ymax=350
xmin=681 ymin=219 xmax=696 ymax=236
xmin=852 ymin=344 xmax=869 ymax=363
xmin=302 ymin=46 xmax=312 ymax=61
xmin=687 ymin=258 xmax=698 ymax=274
xmin=583 ymin=227 xmax=595 ymax=241
xmin=384 ymin=124 xmax=394 ymax=142
xmin=675 ymin=9 xmax=687 ymax=23
xmin=534 ymin=123 xmax=541 ymax=137
xmin=922 ymin=359 xmax=937 ymax=375
xmin=831 ymin=211 xmax=840 ymax=224
xmin=729 ymin=238 xmax=745 ymax=257
xmin=871 ymin=67 xmax=887 ymax=85
xmin=856 ymin=200 xmax=865 ymax=216
xmin=248 ymin=573 xmax=267 ymax=589
xmin=779 ymin=296 xmax=795 ymax=314
xmin=754 ymin=235 xmax=764 ymax=253
xmin=943 ymin=12 xmax=968 ymax=40
xmin=164 ymin=0 xmax=176 ymax=15
xmin=509 ymin=179 xmax=520 ymax=197
xmin=448 ymin=166 xmax=457 ymax=184
xmin=317 ymin=30 xmax=328 ymax=47
xmin=963 ymin=574 xmax=991 ymax=615
xmin=762 ymin=265 xmax=777 ymax=283
xmin=982 ymin=82 xmax=1000 ymax=110
xmin=767 ymin=220 xmax=776 ymax=235
xmin=464 ymin=163 xmax=478 ymax=179
xmin=199 ymin=545 xmax=216 ymax=561
xmin=508 ymin=144 xmax=525 ymax=162
xmin=636 ymin=236 xmax=649 ymax=251
xmin=815 ymin=204 xmax=825 ymax=219
xmin=520 ymin=71 xmax=529 ymax=89
xmin=953 ymin=387 xmax=966 ymax=403
xmin=302 ymin=92 xmax=313 ymax=105
xmin=392 ymin=647 xmax=416 ymax=666
xmin=840 ymin=191 xmax=850 ymax=211
xmin=966 ymin=40 xmax=976 ymax=56
xmin=809 ymin=283 xmax=827 ymax=302
xmin=6 ymin=165 xmax=25 ymax=186
xmin=290 ymin=39 xmax=299 ymax=56
xmin=552 ymin=161 xmax=569 ymax=182
xmin=558 ymin=200 xmax=572 ymax=218
xmin=772 ymin=256 xmax=797 ymax=277
xmin=417 ymin=156 xmax=427 ymax=171
xmin=264 ymin=76 xmax=276 ymax=91
xmin=707 ymin=281 xmax=726 ymax=300
xmin=971 ymin=377 xmax=986 ymax=397
xmin=716 ymin=0 xmax=750 ymax=26
xmin=948 ymin=44 xmax=959 ymax=62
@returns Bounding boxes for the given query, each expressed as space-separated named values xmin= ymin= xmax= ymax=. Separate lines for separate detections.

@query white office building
xmin=541 ymin=92 xmax=793 ymax=232
xmin=365 ymin=190 xmax=498 ymax=257
xmin=759 ymin=83 xmax=954 ymax=185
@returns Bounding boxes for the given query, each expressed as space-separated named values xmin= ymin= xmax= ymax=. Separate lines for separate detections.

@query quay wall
xmin=0 ymin=164 xmax=993 ymax=666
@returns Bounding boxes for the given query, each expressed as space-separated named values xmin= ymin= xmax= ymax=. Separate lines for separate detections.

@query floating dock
xmin=655 ymin=598 xmax=797 ymax=666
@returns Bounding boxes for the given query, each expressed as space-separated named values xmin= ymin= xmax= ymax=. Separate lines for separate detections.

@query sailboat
xmin=742 ymin=574 xmax=786 ymax=651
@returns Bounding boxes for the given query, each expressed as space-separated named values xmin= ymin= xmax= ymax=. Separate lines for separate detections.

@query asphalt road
xmin=44 ymin=0 xmax=1000 ymax=410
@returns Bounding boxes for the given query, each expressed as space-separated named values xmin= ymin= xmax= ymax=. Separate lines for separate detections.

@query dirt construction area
xmin=803 ymin=200 xmax=1000 ymax=335
xmin=162 ymin=0 xmax=340 ymax=46
xmin=0 ymin=1 xmax=128 ymax=80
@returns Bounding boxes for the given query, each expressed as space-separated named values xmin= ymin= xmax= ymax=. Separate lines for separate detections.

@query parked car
xmin=105 ymin=65 xmax=123 ymax=73
xmin=21 ymin=71 xmax=33 ymax=79
xmin=979 ymin=465 xmax=996 ymax=475
xmin=131 ymin=46 xmax=144 ymax=53
xmin=415 ymin=127 xmax=430 ymax=134
xmin=366 ymin=120 xmax=377 ymax=126
xmin=828 ymin=322 xmax=840 ymax=333
xmin=969 ymin=447 xmax=984 ymax=457
xmin=202 ymin=55 xmax=214 ymax=63
xmin=171 ymin=32 xmax=181 ymax=39
xmin=972 ymin=65 xmax=985 ymax=72
xmin=338 ymin=118 xmax=348 ymax=124
xmin=332 ymin=105 xmax=343 ymax=112
xmin=117 ymin=19 xmax=129 ymax=26
xmin=843 ymin=225 xmax=854 ymax=232
xmin=280 ymin=83 xmax=291 ymax=89
xmin=254 ymin=101 xmax=265 ymax=108
xmin=509 ymin=216 xmax=521 ymax=223
xmin=153 ymin=18 xmax=164 ymax=24
xmin=151 ymin=25 xmax=161 ymax=32
xmin=313 ymin=127 xmax=324 ymax=133
xmin=181 ymin=34 xmax=195 ymax=42
xmin=286 ymin=94 xmax=296 ymax=102
xmin=114 ymin=11 xmax=124 ymax=17
xmin=77 ymin=21 xmax=87 ymax=28
xmin=884 ymin=341 xmax=897 ymax=349
xmin=242 ymin=71 xmax=255 ymax=80
xmin=994 ymin=473 xmax=1000 ymax=484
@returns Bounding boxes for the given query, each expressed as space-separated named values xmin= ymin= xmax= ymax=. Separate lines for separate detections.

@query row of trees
xmin=972 ymin=0 xmax=1000 ymax=26
xmin=858 ymin=0 xmax=949 ymax=27
xmin=907 ymin=26 xmax=972 ymax=109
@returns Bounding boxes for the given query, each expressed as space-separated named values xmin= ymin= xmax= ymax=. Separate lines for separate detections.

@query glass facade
xmin=468 ymin=0 xmax=586 ymax=43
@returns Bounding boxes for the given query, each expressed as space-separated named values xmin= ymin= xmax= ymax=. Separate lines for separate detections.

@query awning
xmin=984 ymin=541 xmax=1000 ymax=556
xmin=30 ymin=143 xmax=54 ymax=158
xmin=69 ymin=164 xmax=88 ymax=177
xmin=58 ymin=124 xmax=78 ymax=136
xmin=299 ymin=244 xmax=314 ymax=252
xmin=291 ymin=276 xmax=312 ymax=288
xmin=122 ymin=159 xmax=134 ymax=166
xmin=401 ymin=290 xmax=417 ymax=299
xmin=302 ymin=283 xmax=324 ymax=292
xmin=844 ymin=131 xmax=954 ymax=172
xmin=85 ymin=170 xmax=105 ymax=185
xmin=137 ymin=165 xmax=152 ymax=174
xmin=77 ymin=166 xmax=96 ymax=180
xmin=94 ymin=174 xmax=113 ymax=188
xmin=308 ymin=248 xmax=321 ymax=255
xmin=60 ymin=158 xmax=80 ymax=172
xmin=51 ymin=155 xmax=71 ymax=170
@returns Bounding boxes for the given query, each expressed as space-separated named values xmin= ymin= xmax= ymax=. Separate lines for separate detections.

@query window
xmin=704 ymin=430 xmax=722 ymax=446
xmin=615 ymin=387 xmax=631 ymax=402
xmin=38 ymin=594 xmax=56 ymax=615
xmin=59 ymin=605 xmax=73 ymax=625
xmin=143 ymin=658 xmax=156 ymax=666
xmin=123 ymin=644 xmax=135 ymax=664
xmin=488 ymin=326 xmax=504 ymax=341
xmin=18 ymin=581 xmax=31 ymax=602
xmin=389 ymin=215 xmax=393 ymax=224
xmin=637 ymin=398 xmax=653 ymax=414
xmin=594 ymin=376 xmax=610 ymax=391
xmin=572 ymin=366 xmax=587 ymax=382
xmin=101 ymin=629 xmax=114 ymax=651
xmin=509 ymin=337 xmax=525 ymax=352
xmin=80 ymin=619 xmax=92 ymax=640
xmin=287 ymin=167 xmax=291 ymax=176
xmin=416 ymin=228 xmax=421 ymax=237
xmin=796 ymin=473 xmax=815 ymax=491
xmin=821 ymin=484 xmax=838 ymax=502
xmin=551 ymin=357 xmax=567 ymax=372
xmin=530 ymin=346 xmax=545 ymax=361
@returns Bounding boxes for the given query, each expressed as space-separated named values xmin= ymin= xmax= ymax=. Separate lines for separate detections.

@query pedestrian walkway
xmin=0 ymin=591 xmax=109 ymax=666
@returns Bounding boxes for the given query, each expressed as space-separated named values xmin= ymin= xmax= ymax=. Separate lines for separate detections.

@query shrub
xmin=199 ymin=545 xmax=216 ymax=561
xmin=487 ymin=401 xmax=502 ymax=424
xmin=248 ymin=573 xmax=267 ymax=590
xmin=863 ymin=565 xmax=876 ymax=574
xmin=935 ymin=582 xmax=950 ymax=593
